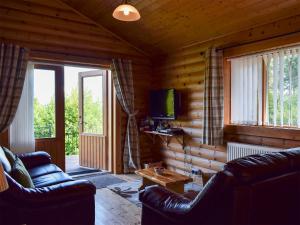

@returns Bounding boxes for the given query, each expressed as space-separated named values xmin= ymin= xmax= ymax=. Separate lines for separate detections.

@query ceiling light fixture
xmin=112 ymin=0 xmax=141 ymax=22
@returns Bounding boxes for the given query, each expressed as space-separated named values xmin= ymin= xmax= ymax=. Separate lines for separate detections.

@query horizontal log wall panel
xmin=224 ymin=125 xmax=300 ymax=149
xmin=0 ymin=27 xmax=139 ymax=57
xmin=164 ymin=158 xmax=216 ymax=174
xmin=0 ymin=8 xmax=112 ymax=37
xmin=0 ymin=19 xmax=120 ymax=45
xmin=161 ymin=143 xmax=226 ymax=163
xmin=1 ymin=0 xmax=89 ymax=23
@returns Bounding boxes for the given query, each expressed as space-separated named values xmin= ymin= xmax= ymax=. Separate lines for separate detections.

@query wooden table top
xmin=135 ymin=168 xmax=193 ymax=186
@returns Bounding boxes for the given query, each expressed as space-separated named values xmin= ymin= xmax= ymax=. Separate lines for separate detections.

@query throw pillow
xmin=0 ymin=147 xmax=12 ymax=173
xmin=11 ymin=157 xmax=35 ymax=188
xmin=2 ymin=147 xmax=16 ymax=166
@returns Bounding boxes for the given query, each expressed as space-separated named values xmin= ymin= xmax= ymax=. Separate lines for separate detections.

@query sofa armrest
xmin=139 ymin=185 xmax=192 ymax=217
xmin=7 ymin=179 xmax=96 ymax=207
xmin=17 ymin=151 xmax=52 ymax=169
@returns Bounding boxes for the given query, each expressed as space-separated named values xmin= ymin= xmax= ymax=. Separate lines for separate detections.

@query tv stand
xmin=143 ymin=130 xmax=185 ymax=149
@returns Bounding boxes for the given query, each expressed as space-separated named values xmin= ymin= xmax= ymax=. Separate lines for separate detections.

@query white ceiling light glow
xmin=112 ymin=0 xmax=141 ymax=22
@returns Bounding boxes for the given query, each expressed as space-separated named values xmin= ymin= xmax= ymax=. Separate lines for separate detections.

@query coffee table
xmin=135 ymin=168 xmax=193 ymax=194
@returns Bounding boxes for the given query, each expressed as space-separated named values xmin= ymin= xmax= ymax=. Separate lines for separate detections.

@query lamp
xmin=0 ymin=163 xmax=8 ymax=192
xmin=112 ymin=0 xmax=141 ymax=22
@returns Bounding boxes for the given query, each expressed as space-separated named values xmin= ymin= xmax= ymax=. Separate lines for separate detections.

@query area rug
xmin=108 ymin=179 xmax=143 ymax=207
xmin=74 ymin=173 xmax=126 ymax=189
xmin=107 ymin=179 xmax=203 ymax=208
xmin=68 ymin=168 xmax=101 ymax=176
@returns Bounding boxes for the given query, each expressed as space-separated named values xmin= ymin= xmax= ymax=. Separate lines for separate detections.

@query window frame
xmin=224 ymin=42 xmax=300 ymax=135
xmin=78 ymin=70 xmax=107 ymax=137
xmin=226 ymin=51 xmax=300 ymax=129
xmin=33 ymin=64 xmax=64 ymax=140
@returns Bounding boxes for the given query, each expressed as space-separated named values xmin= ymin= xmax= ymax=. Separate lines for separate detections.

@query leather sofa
xmin=0 ymin=151 xmax=96 ymax=225
xmin=139 ymin=148 xmax=300 ymax=225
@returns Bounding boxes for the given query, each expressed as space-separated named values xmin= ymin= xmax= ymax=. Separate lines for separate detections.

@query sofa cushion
xmin=28 ymin=164 xmax=62 ymax=179
xmin=282 ymin=148 xmax=300 ymax=170
xmin=11 ymin=157 xmax=35 ymax=188
xmin=0 ymin=147 xmax=12 ymax=173
xmin=32 ymin=171 xmax=73 ymax=188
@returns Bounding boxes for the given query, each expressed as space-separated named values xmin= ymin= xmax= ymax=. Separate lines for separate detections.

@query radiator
xmin=227 ymin=142 xmax=283 ymax=162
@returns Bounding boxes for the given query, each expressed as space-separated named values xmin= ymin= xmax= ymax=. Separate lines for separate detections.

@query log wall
xmin=153 ymin=51 xmax=227 ymax=174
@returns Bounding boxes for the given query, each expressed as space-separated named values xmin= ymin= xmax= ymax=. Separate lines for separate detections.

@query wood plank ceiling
xmin=61 ymin=0 xmax=300 ymax=56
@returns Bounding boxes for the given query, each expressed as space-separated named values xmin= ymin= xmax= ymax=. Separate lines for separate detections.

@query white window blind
xmin=263 ymin=48 xmax=300 ymax=127
xmin=231 ymin=55 xmax=263 ymax=125
xmin=230 ymin=46 xmax=300 ymax=128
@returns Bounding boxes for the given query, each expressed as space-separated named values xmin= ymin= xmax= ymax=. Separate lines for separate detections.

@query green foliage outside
xmin=65 ymin=89 xmax=79 ymax=156
xmin=34 ymin=98 xmax=56 ymax=138
xmin=266 ymin=56 xmax=299 ymax=126
xmin=83 ymin=90 xmax=103 ymax=134
xmin=34 ymin=88 xmax=103 ymax=156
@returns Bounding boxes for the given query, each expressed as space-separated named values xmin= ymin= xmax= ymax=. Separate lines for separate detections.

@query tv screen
xmin=150 ymin=89 xmax=179 ymax=120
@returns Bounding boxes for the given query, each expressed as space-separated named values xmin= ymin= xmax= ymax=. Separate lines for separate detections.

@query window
xmin=34 ymin=68 xmax=56 ymax=138
xmin=82 ymin=75 xmax=104 ymax=134
xmin=230 ymin=46 xmax=300 ymax=128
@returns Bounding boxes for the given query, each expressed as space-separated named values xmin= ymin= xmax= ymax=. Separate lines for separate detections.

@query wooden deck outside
xmin=65 ymin=155 xmax=80 ymax=172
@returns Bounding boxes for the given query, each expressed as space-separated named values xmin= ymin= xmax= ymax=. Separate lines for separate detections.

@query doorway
xmin=78 ymin=70 xmax=108 ymax=170
xmin=64 ymin=66 xmax=109 ymax=174
xmin=32 ymin=63 xmax=117 ymax=174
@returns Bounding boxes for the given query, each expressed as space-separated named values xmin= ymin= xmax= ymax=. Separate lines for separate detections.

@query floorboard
xmin=95 ymin=188 xmax=141 ymax=225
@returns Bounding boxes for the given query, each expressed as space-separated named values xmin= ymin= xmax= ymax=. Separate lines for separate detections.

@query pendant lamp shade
xmin=0 ymin=163 xmax=8 ymax=192
xmin=113 ymin=3 xmax=141 ymax=22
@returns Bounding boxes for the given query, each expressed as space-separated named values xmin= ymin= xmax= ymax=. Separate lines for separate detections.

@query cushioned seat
xmin=0 ymin=150 xmax=96 ymax=225
xmin=32 ymin=171 xmax=73 ymax=188
xmin=28 ymin=163 xmax=62 ymax=179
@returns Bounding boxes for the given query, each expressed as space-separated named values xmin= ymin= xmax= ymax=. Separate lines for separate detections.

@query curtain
xmin=111 ymin=59 xmax=141 ymax=173
xmin=231 ymin=55 xmax=263 ymax=125
xmin=10 ymin=62 xmax=35 ymax=153
xmin=263 ymin=48 xmax=300 ymax=127
xmin=0 ymin=43 xmax=29 ymax=134
xmin=203 ymin=48 xmax=224 ymax=145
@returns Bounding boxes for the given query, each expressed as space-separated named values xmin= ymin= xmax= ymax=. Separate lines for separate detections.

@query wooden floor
xmin=95 ymin=188 xmax=141 ymax=225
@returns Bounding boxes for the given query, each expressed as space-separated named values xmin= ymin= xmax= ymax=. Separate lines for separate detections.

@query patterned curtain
xmin=0 ymin=43 xmax=29 ymax=133
xmin=203 ymin=48 xmax=224 ymax=145
xmin=111 ymin=59 xmax=141 ymax=173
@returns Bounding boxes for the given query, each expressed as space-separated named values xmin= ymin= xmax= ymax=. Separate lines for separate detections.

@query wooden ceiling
xmin=61 ymin=0 xmax=300 ymax=56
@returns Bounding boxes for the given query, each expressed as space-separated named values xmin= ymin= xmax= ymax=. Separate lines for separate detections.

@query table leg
xmin=138 ymin=177 xmax=156 ymax=191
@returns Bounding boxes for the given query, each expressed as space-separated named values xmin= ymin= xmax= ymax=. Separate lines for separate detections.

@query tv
xmin=150 ymin=89 xmax=180 ymax=120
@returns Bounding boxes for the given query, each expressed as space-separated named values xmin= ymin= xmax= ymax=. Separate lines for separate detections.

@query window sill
xmin=35 ymin=137 xmax=57 ymax=141
xmin=224 ymin=124 xmax=300 ymax=141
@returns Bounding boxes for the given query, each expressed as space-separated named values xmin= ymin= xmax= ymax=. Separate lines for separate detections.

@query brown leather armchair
xmin=139 ymin=148 xmax=300 ymax=225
